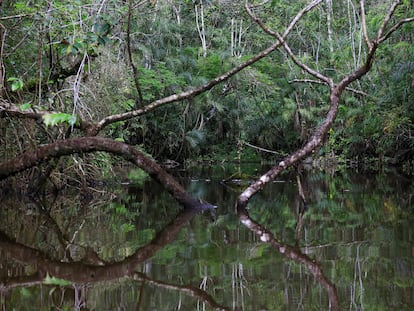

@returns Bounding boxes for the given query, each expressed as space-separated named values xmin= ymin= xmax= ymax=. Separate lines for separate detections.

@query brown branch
xmin=0 ymin=137 xmax=214 ymax=210
xmin=276 ymin=31 xmax=333 ymax=86
xmin=236 ymin=0 xmax=405 ymax=214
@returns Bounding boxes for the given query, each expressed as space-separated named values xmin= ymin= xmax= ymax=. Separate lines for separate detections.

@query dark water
xmin=1 ymin=165 xmax=414 ymax=310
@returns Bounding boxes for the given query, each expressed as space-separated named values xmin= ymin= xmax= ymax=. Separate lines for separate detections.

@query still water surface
xmin=1 ymin=165 xmax=413 ymax=310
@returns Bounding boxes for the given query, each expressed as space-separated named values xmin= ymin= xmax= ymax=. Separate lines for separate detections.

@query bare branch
xmin=245 ymin=0 xmax=324 ymax=38
xmin=93 ymin=40 xmax=284 ymax=134
xmin=237 ymin=211 xmax=340 ymax=311
xmin=246 ymin=0 xmax=331 ymax=86
xmin=243 ymin=141 xmax=284 ymax=155
xmin=360 ymin=0 xmax=372 ymax=50
xmin=378 ymin=16 xmax=414 ymax=44
xmin=276 ymin=31 xmax=333 ymax=87
xmin=289 ymin=78 xmax=369 ymax=96
xmin=376 ymin=0 xmax=401 ymax=40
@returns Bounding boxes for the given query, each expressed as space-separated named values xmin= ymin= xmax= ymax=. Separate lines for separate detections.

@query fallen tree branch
xmin=0 ymin=136 xmax=214 ymax=210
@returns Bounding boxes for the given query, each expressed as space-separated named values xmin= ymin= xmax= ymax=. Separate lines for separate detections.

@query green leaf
xmin=8 ymin=77 xmax=24 ymax=92
xmin=19 ymin=102 xmax=32 ymax=111
xmin=43 ymin=274 xmax=71 ymax=286
xmin=42 ymin=113 xmax=77 ymax=127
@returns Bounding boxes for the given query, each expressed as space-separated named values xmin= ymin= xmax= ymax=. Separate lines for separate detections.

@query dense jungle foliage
xmin=0 ymin=0 xmax=413 ymax=170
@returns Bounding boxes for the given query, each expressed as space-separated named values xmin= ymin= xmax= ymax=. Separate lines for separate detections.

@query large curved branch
xmin=2 ymin=0 xmax=326 ymax=137
xmin=236 ymin=0 xmax=410 ymax=214
xmin=91 ymin=40 xmax=283 ymax=135
xmin=90 ymin=0 xmax=325 ymax=135
xmin=0 ymin=137 xmax=213 ymax=210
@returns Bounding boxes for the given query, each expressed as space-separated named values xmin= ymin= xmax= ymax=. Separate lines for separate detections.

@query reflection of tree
xmin=0 ymin=206 xmax=229 ymax=311
xmin=236 ymin=204 xmax=340 ymax=311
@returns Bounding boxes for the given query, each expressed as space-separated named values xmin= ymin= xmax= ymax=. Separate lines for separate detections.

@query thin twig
xmin=289 ymin=78 xmax=369 ymax=96
xmin=243 ymin=141 xmax=284 ymax=156
xmin=360 ymin=0 xmax=372 ymax=50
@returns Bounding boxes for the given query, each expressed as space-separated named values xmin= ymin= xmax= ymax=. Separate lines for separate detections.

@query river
xmin=1 ymin=164 xmax=413 ymax=310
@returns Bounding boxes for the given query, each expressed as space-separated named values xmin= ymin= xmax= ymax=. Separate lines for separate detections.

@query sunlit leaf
xmin=8 ymin=77 xmax=24 ymax=92
xmin=42 ymin=113 xmax=77 ymax=127
xmin=43 ymin=274 xmax=71 ymax=286
xmin=19 ymin=102 xmax=32 ymax=111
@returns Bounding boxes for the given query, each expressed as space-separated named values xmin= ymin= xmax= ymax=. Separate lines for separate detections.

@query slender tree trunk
xmin=195 ymin=2 xmax=207 ymax=57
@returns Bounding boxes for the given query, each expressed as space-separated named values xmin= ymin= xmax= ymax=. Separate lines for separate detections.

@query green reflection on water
xmin=1 ymin=167 xmax=414 ymax=310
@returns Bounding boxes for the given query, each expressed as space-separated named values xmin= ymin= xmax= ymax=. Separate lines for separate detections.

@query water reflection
xmin=1 ymin=167 xmax=414 ymax=310
xmin=0 ymin=206 xmax=229 ymax=310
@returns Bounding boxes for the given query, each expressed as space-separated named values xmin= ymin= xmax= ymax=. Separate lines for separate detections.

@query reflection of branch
xmin=87 ymin=0 xmax=322 ymax=135
xmin=0 ymin=207 xmax=198 ymax=284
xmin=0 ymin=206 xmax=227 ymax=309
xmin=295 ymin=175 xmax=307 ymax=243
xmin=132 ymin=272 xmax=230 ymax=311
xmin=236 ymin=209 xmax=340 ymax=311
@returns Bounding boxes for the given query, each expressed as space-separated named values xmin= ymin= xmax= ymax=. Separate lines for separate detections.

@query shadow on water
xmin=1 ymin=166 xmax=414 ymax=310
